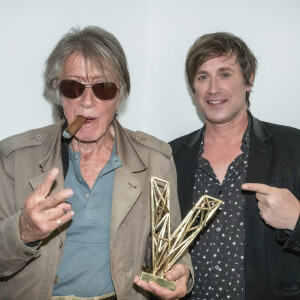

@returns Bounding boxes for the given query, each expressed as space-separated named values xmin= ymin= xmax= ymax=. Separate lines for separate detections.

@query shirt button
xmin=85 ymin=193 xmax=90 ymax=199
xmin=77 ymin=177 xmax=82 ymax=181
xmin=54 ymin=275 xmax=59 ymax=284
xmin=74 ymin=154 xmax=79 ymax=160
xmin=218 ymin=190 xmax=223 ymax=195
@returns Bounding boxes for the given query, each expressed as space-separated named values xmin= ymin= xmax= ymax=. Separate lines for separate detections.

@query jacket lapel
xmin=244 ymin=116 xmax=272 ymax=232
xmin=110 ymin=167 xmax=142 ymax=246
xmin=110 ymin=121 xmax=146 ymax=247
xmin=177 ymin=130 xmax=202 ymax=218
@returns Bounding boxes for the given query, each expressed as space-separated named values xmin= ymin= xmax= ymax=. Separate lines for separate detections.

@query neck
xmin=70 ymin=124 xmax=115 ymax=156
xmin=204 ymin=111 xmax=249 ymax=145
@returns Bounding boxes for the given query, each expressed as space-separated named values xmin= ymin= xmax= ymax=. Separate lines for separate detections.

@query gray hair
xmin=44 ymin=26 xmax=130 ymax=112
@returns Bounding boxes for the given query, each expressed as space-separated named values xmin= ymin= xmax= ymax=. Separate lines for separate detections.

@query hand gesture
xmin=19 ymin=168 xmax=74 ymax=244
xmin=242 ymin=183 xmax=300 ymax=230
xmin=134 ymin=264 xmax=190 ymax=300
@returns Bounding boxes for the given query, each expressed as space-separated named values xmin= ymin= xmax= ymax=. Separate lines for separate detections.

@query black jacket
xmin=170 ymin=115 xmax=300 ymax=299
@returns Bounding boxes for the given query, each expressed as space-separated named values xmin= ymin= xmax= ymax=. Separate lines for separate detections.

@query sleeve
xmin=278 ymin=214 xmax=300 ymax=253
xmin=0 ymin=152 xmax=41 ymax=278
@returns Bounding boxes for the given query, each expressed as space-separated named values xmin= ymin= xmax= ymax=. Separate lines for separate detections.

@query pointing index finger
xmin=242 ymin=183 xmax=271 ymax=195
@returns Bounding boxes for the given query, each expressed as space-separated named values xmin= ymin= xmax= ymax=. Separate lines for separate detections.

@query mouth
xmin=82 ymin=117 xmax=96 ymax=124
xmin=207 ymin=99 xmax=227 ymax=105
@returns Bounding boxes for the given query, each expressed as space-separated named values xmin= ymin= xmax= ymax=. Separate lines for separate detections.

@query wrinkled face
xmin=60 ymin=53 xmax=120 ymax=143
xmin=193 ymin=53 xmax=252 ymax=126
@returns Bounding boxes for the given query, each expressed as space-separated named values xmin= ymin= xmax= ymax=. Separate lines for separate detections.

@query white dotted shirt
xmin=186 ymin=120 xmax=251 ymax=300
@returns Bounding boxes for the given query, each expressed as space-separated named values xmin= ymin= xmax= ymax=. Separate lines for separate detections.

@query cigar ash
xmin=63 ymin=115 xmax=87 ymax=139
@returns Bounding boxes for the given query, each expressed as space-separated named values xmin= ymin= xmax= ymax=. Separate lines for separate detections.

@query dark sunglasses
xmin=59 ymin=80 xmax=119 ymax=101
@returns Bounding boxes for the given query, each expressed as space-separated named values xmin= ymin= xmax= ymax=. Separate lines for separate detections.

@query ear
xmin=52 ymin=79 xmax=58 ymax=90
xmin=246 ymin=73 xmax=255 ymax=91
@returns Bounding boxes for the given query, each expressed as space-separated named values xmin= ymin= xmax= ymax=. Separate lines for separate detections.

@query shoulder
xmin=170 ymin=129 xmax=200 ymax=145
xmin=263 ymin=121 xmax=300 ymax=137
xmin=0 ymin=123 xmax=61 ymax=158
xmin=169 ymin=129 xmax=202 ymax=153
xmin=123 ymin=127 xmax=172 ymax=158
xmin=255 ymin=117 xmax=300 ymax=143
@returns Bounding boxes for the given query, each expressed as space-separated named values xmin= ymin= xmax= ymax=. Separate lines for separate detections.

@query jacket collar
xmin=251 ymin=113 xmax=272 ymax=143
xmin=113 ymin=119 xmax=146 ymax=173
xmin=184 ymin=127 xmax=203 ymax=149
xmin=184 ymin=111 xmax=272 ymax=147
xmin=39 ymin=120 xmax=65 ymax=172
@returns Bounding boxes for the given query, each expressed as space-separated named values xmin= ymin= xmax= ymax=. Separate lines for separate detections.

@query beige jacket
xmin=0 ymin=120 xmax=192 ymax=300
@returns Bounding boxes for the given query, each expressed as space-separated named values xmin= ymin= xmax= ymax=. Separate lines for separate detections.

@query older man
xmin=170 ymin=32 xmax=300 ymax=299
xmin=0 ymin=26 xmax=192 ymax=300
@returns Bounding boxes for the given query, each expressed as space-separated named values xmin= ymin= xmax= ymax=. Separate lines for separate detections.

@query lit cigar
xmin=62 ymin=115 xmax=87 ymax=139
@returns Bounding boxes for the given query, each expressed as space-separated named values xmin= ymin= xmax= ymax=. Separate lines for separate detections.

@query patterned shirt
xmin=186 ymin=118 xmax=251 ymax=300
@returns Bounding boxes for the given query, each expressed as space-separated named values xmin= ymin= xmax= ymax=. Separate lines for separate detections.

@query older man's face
xmin=193 ymin=53 xmax=252 ymax=126
xmin=60 ymin=53 xmax=120 ymax=143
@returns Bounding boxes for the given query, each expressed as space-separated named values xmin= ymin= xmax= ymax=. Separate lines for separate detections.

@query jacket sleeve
xmin=0 ymin=151 xmax=41 ymax=278
xmin=276 ymin=215 xmax=300 ymax=253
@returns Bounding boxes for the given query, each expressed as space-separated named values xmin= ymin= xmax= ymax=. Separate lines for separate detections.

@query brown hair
xmin=186 ymin=32 xmax=257 ymax=108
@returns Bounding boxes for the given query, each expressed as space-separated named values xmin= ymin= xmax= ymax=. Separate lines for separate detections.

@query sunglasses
xmin=59 ymin=80 xmax=119 ymax=101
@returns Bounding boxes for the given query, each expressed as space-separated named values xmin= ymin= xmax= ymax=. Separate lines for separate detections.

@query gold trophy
xmin=141 ymin=177 xmax=222 ymax=290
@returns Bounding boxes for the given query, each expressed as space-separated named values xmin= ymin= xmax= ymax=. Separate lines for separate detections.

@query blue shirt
xmin=53 ymin=143 xmax=122 ymax=297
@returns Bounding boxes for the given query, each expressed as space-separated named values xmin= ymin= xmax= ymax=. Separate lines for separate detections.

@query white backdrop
xmin=0 ymin=0 xmax=299 ymax=142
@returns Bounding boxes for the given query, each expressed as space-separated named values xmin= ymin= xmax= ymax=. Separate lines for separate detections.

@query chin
xmin=74 ymin=133 xmax=99 ymax=143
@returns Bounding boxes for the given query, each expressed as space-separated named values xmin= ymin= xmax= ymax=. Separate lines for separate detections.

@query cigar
xmin=63 ymin=115 xmax=87 ymax=139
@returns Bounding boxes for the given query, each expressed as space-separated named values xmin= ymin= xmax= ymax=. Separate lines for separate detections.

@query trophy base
xmin=140 ymin=271 xmax=176 ymax=291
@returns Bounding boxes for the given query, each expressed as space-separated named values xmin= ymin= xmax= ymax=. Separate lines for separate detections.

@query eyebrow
xmin=62 ymin=75 xmax=107 ymax=82
xmin=196 ymin=67 xmax=234 ymax=75
xmin=218 ymin=67 xmax=233 ymax=72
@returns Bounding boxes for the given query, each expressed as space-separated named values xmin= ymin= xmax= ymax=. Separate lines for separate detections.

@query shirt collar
xmin=198 ymin=112 xmax=252 ymax=156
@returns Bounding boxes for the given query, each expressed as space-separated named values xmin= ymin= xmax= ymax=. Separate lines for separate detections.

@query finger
xmin=133 ymin=277 xmax=155 ymax=293
xmin=257 ymin=201 xmax=263 ymax=211
xmin=41 ymin=189 xmax=73 ymax=210
xmin=47 ymin=205 xmax=73 ymax=221
xmin=38 ymin=168 xmax=60 ymax=198
xmin=148 ymin=280 xmax=185 ymax=299
xmin=165 ymin=266 xmax=188 ymax=283
xmin=52 ymin=210 xmax=74 ymax=229
xmin=165 ymin=270 xmax=181 ymax=282
xmin=57 ymin=202 xmax=72 ymax=211
xmin=242 ymin=183 xmax=271 ymax=195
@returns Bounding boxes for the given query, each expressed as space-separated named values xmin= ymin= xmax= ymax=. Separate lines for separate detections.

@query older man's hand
xmin=242 ymin=183 xmax=300 ymax=230
xmin=19 ymin=168 xmax=74 ymax=244
xmin=134 ymin=264 xmax=190 ymax=300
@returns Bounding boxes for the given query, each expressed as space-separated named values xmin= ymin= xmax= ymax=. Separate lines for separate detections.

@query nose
xmin=80 ymin=86 xmax=96 ymax=108
xmin=208 ymin=77 xmax=220 ymax=94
